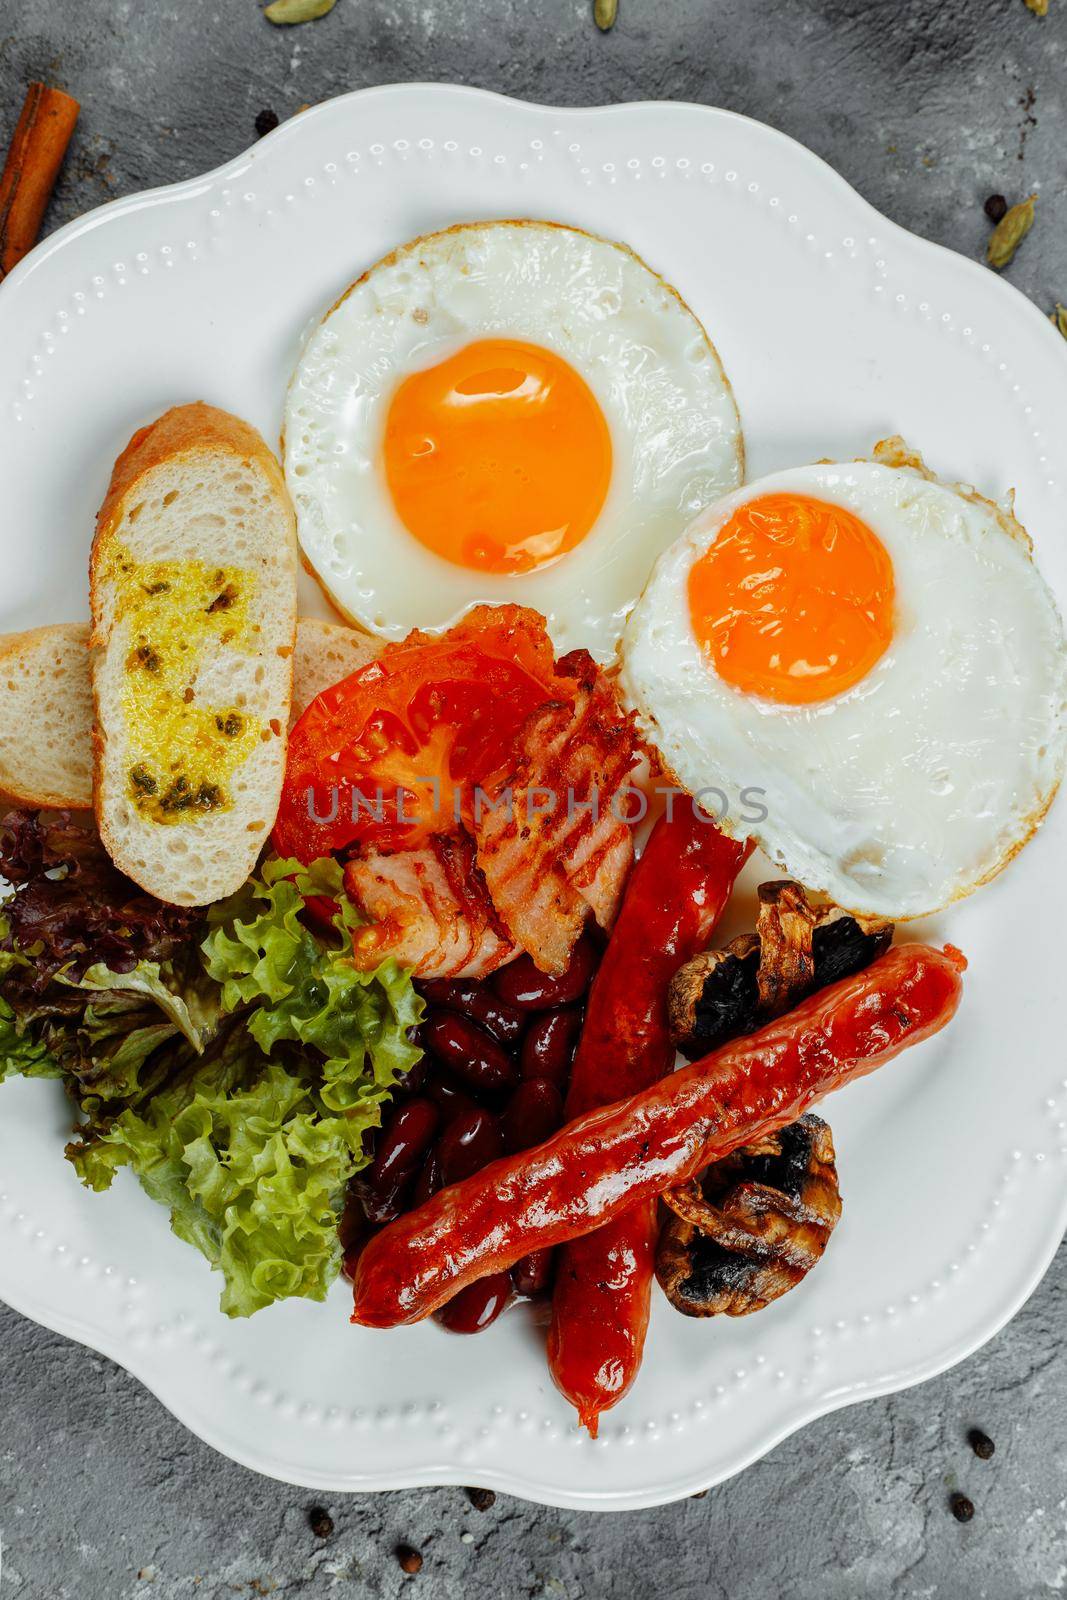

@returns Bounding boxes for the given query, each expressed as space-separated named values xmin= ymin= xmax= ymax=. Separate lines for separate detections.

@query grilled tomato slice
xmin=273 ymin=606 xmax=559 ymax=862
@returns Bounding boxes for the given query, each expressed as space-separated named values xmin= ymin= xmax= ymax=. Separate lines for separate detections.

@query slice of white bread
xmin=0 ymin=624 xmax=95 ymax=810
xmin=291 ymin=616 xmax=381 ymax=720
xmin=0 ymin=618 xmax=381 ymax=814
xmin=90 ymin=403 xmax=299 ymax=906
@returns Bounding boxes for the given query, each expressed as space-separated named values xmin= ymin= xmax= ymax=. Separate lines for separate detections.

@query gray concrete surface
xmin=1 ymin=1 xmax=1065 ymax=1595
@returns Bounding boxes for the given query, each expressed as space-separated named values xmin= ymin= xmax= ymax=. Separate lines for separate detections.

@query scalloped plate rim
xmin=0 ymin=1207 xmax=1060 ymax=1508
xmin=6 ymin=85 xmax=1063 ymax=362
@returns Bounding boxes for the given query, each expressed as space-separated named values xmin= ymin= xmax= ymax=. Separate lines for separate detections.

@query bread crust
xmin=89 ymin=402 xmax=292 ymax=614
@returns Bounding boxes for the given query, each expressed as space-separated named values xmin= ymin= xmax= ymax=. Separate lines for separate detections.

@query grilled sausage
xmin=547 ymin=809 xmax=750 ymax=1435
xmin=350 ymin=943 xmax=965 ymax=1329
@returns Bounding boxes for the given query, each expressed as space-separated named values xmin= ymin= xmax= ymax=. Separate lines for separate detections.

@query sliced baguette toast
xmin=90 ymin=404 xmax=299 ymax=905
xmin=0 ymin=624 xmax=95 ymax=810
xmin=0 ymin=619 xmax=381 ymax=814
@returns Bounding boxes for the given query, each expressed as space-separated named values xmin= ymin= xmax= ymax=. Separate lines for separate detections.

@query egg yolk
xmin=382 ymin=339 xmax=612 ymax=575
xmin=687 ymin=493 xmax=895 ymax=704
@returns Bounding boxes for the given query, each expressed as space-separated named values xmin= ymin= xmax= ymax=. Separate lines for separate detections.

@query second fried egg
xmin=284 ymin=221 xmax=743 ymax=660
xmin=621 ymin=440 xmax=1067 ymax=920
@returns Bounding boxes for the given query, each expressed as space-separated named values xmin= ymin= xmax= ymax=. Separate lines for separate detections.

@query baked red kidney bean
xmin=423 ymin=1068 xmax=481 ymax=1124
xmin=501 ymin=1078 xmax=564 ymax=1154
xmin=436 ymin=1271 xmax=512 ymax=1334
xmin=492 ymin=932 xmax=598 ymax=1011
xmin=340 ymin=1188 xmax=372 ymax=1279
xmin=436 ymin=1108 xmax=504 ymax=1187
xmin=520 ymin=1007 xmax=583 ymax=1086
xmin=424 ymin=1011 xmax=518 ymax=1096
xmin=342 ymin=1240 xmax=369 ymax=1282
xmin=363 ymin=1097 xmax=439 ymax=1223
xmin=366 ymin=1164 xmax=430 ymax=1225
xmin=411 ymin=1147 xmax=442 ymax=1209
xmin=511 ymin=1249 xmax=555 ymax=1298
xmin=395 ymin=1053 xmax=428 ymax=1096
xmin=419 ymin=979 xmax=525 ymax=1046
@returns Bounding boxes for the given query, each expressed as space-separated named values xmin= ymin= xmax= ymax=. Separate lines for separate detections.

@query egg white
xmin=620 ymin=446 xmax=1067 ymax=920
xmin=283 ymin=221 xmax=743 ymax=661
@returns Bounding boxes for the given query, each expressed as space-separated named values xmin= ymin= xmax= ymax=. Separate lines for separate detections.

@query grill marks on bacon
xmin=474 ymin=663 xmax=639 ymax=974
xmin=344 ymin=833 xmax=517 ymax=980
xmin=343 ymin=650 xmax=639 ymax=978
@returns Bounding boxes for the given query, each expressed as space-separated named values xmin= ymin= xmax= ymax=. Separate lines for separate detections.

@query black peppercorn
xmin=968 ymin=1428 xmax=995 ymax=1460
xmin=950 ymin=1492 xmax=975 ymax=1523
xmin=465 ymin=1487 xmax=496 ymax=1511
xmin=255 ymin=108 xmax=280 ymax=138
xmin=308 ymin=1506 xmax=334 ymax=1538
xmin=984 ymin=194 xmax=1008 ymax=224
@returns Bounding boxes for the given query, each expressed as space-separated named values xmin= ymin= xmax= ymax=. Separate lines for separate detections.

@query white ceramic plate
xmin=1 ymin=85 xmax=1065 ymax=1511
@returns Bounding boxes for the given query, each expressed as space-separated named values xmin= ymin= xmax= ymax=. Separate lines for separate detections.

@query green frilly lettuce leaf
xmin=202 ymin=856 xmax=422 ymax=1116
xmin=61 ymin=856 xmax=423 ymax=1316
xmin=73 ymin=958 xmax=220 ymax=1052
xmin=2 ymin=816 xmax=423 ymax=1315
xmin=0 ymin=998 xmax=63 ymax=1083
xmin=0 ymin=938 xmax=61 ymax=1082
xmin=71 ymin=1048 xmax=359 ymax=1315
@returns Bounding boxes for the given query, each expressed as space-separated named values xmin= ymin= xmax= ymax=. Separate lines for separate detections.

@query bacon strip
xmin=474 ymin=657 xmax=639 ymax=974
xmin=344 ymin=834 xmax=516 ymax=980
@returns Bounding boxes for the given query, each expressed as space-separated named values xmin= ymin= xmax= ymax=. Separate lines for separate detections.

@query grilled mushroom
xmin=657 ymin=882 xmax=880 ymax=1321
xmin=668 ymin=881 xmax=893 ymax=1059
xmin=655 ymin=1115 xmax=842 ymax=1317
xmin=666 ymin=933 xmax=760 ymax=1057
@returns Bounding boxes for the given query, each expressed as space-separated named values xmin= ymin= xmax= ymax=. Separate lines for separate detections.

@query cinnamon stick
xmin=0 ymin=82 xmax=80 ymax=280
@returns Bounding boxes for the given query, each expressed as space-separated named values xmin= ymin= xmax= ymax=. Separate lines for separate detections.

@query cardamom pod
xmin=265 ymin=0 xmax=337 ymax=23
xmin=1052 ymin=304 xmax=1067 ymax=339
xmin=1023 ymin=0 xmax=1048 ymax=15
xmin=594 ymin=0 xmax=619 ymax=29
xmin=987 ymin=194 xmax=1036 ymax=270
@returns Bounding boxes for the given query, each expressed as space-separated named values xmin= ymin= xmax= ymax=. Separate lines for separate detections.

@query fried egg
xmin=284 ymin=221 xmax=743 ymax=660
xmin=621 ymin=439 xmax=1067 ymax=919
